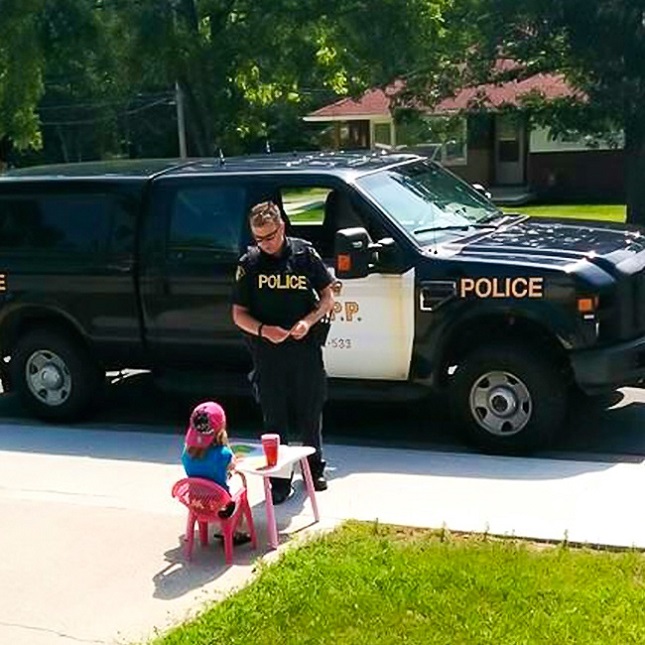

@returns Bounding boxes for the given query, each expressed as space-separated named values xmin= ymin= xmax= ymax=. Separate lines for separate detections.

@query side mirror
xmin=334 ymin=227 xmax=371 ymax=279
xmin=472 ymin=183 xmax=492 ymax=201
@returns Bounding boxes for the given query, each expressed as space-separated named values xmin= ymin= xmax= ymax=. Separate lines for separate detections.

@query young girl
xmin=181 ymin=401 xmax=250 ymax=540
xmin=182 ymin=400 xmax=235 ymax=497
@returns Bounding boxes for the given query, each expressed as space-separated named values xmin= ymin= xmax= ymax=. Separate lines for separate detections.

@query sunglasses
xmin=253 ymin=226 xmax=281 ymax=244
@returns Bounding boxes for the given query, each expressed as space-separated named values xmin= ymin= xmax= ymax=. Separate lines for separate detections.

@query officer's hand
xmin=264 ymin=325 xmax=290 ymax=344
xmin=289 ymin=319 xmax=311 ymax=340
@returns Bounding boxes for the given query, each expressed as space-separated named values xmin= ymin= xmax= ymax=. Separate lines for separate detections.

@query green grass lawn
xmin=282 ymin=187 xmax=329 ymax=223
xmin=287 ymin=203 xmax=628 ymax=226
xmin=288 ymin=203 xmax=325 ymax=223
xmin=503 ymin=203 xmax=626 ymax=222
xmin=149 ymin=522 xmax=645 ymax=645
xmin=282 ymin=187 xmax=330 ymax=203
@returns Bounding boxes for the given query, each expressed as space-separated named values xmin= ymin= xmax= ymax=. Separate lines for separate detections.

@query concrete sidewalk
xmin=1 ymin=424 xmax=644 ymax=644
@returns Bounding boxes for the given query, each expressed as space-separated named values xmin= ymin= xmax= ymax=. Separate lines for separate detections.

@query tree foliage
xmin=4 ymin=0 xmax=645 ymax=221
xmin=109 ymin=0 xmax=452 ymax=156
xmin=36 ymin=0 xmax=127 ymax=162
xmin=0 ymin=0 xmax=452 ymax=163
xmin=0 ymin=0 xmax=43 ymax=149
xmin=449 ymin=0 xmax=645 ymax=222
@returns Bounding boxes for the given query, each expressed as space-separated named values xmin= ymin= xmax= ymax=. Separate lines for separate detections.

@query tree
xmin=0 ymin=0 xmax=43 ymax=157
xmin=446 ymin=0 xmax=645 ymax=224
xmin=3 ymin=0 xmax=454 ymax=163
xmin=109 ymin=0 xmax=452 ymax=156
xmin=1 ymin=0 xmax=131 ymax=166
xmin=36 ymin=0 xmax=126 ymax=162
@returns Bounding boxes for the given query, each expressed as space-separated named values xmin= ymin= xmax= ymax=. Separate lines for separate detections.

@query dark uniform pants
xmin=253 ymin=338 xmax=326 ymax=467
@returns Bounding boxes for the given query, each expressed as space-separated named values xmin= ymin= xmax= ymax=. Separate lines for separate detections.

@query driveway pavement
xmin=1 ymin=423 xmax=644 ymax=644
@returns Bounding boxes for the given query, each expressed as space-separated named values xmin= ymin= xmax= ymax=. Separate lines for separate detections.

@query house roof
xmin=304 ymin=73 xmax=578 ymax=121
xmin=438 ymin=73 xmax=577 ymax=111
xmin=305 ymin=82 xmax=403 ymax=120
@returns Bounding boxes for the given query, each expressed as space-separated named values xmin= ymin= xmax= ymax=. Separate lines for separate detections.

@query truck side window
xmin=168 ymin=186 xmax=246 ymax=259
xmin=280 ymin=185 xmax=388 ymax=259
xmin=0 ymin=196 xmax=110 ymax=254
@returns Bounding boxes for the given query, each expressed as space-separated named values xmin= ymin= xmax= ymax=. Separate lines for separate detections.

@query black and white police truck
xmin=1 ymin=151 xmax=644 ymax=453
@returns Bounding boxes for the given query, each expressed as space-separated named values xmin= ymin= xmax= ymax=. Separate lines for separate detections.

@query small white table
xmin=235 ymin=445 xmax=320 ymax=549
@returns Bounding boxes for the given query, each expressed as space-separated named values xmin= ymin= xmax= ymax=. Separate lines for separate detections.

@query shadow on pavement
xmin=153 ymin=538 xmax=263 ymax=601
xmin=1 ymin=372 xmax=645 ymax=462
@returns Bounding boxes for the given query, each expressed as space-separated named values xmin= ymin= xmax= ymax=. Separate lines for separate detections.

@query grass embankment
xmin=290 ymin=203 xmax=628 ymax=225
xmin=503 ymin=203 xmax=626 ymax=222
xmin=151 ymin=522 xmax=645 ymax=645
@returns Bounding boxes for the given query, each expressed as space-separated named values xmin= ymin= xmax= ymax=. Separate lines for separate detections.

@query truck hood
xmin=442 ymin=216 xmax=645 ymax=269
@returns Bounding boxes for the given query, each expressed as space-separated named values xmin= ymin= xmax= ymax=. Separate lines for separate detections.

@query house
xmin=304 ymin=74 xmax=624 ymax=203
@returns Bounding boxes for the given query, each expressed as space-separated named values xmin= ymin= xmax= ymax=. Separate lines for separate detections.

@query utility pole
xmin=175 ymin=81 xmax=188 ymax=158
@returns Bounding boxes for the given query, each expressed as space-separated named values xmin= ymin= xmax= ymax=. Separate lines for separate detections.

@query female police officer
xmin=232 ymin=200 xmax=335 ymax=504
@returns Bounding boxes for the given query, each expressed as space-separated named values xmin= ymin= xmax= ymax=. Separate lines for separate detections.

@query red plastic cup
xmin=261 ymin=433 xmax=280 ymax=467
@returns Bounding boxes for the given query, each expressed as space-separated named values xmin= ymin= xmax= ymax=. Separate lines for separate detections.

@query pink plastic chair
xmin=171 ymin=474 xmax=257 ymax=565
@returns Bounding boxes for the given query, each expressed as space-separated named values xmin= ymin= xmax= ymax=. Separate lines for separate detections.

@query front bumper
xmin=571 ymin=335 xmax=645 ymax=393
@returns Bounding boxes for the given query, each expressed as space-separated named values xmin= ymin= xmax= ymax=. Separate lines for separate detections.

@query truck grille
xmin=635 ymin=269 xmax=645 ymax=334
xmin=600 ymin=268 xmax=645 ymax=342
xmin=619 ymin=268 xmax=645 ymax=340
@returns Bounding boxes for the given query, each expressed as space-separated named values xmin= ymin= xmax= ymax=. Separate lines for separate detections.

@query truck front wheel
xmin=451 ymin=342 xmax=566 ymax=454
xmin=10 ymin=329 xmax=104 ymax=421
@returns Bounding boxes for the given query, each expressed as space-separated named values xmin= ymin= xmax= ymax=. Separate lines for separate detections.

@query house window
xmin=529 ymin=126 xmax=623 ymax=153
xmin=335 ymin=120 xmax=370 ymax=149
xmin=396 ymin=115 xmax=467 ymax=166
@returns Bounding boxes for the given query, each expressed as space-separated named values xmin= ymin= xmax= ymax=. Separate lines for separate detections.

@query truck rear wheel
xmin=10 ymin=329 xmax=104 ymax=421
xmin=451 ymin=342 xmax=566 ymax=454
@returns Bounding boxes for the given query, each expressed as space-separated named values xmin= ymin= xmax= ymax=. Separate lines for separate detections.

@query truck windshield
xmin=355 ymin=160 xmax=502 ymax=243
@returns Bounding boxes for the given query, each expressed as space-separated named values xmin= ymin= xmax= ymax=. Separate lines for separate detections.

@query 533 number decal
xmin=326 ymin=337 xmax=352 ymax=349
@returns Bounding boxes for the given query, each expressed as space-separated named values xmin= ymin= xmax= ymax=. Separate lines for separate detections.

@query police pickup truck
xmin=1 ymin=151 xmax=644 ymax=453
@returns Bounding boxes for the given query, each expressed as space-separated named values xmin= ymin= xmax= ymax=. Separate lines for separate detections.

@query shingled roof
xmin=305 ymin=73 xmax=578 ymax=120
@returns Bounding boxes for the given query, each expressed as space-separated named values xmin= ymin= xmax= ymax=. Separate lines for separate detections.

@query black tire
xmin=450 ymin=342 xmax=566 ymax=454
xmin=10 ymin=329 xmax=104 ymax=421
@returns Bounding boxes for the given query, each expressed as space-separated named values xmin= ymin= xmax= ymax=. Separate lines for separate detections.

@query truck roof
xmin=0 ymin=151 xmax=422 ymax=181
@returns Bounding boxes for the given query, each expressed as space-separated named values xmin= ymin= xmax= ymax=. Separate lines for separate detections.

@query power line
xmin=40 ymin=96 xmax=173 ymax=126
xmin=38 ymin=91 xmax=175 ymax=112
xmin=126 ymin=96 xmax=175 ymax=115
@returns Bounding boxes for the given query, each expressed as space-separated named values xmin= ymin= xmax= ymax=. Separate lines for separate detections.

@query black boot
xmin=308 ymin=457 xmax=328 ymax=492
xmin=270 ymin=475 xmax=293 ymax=505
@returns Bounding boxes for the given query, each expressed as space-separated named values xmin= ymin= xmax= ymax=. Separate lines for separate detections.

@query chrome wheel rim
xmin=25 ymin=350 xmax=72 ymax=406
xmin=469 ymin=370 xmax=532 ymax=437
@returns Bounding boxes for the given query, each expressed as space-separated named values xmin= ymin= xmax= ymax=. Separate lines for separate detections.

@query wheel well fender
xmin=436 ymin=313 xmax=571 ymax=387
xmin=1 ymin=307 xmax=93 ymax=358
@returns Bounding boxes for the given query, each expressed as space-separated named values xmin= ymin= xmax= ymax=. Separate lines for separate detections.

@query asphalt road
xmin=1 ymin=372 xmax=645 ymax=462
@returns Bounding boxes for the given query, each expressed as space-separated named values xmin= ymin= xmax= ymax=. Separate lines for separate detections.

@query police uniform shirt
xmin=232 ymin=237 xmax=333 ymax=329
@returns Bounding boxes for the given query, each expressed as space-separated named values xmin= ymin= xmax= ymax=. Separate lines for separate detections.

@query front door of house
xmin=495 ymin=115 xmax=525 ymax=185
